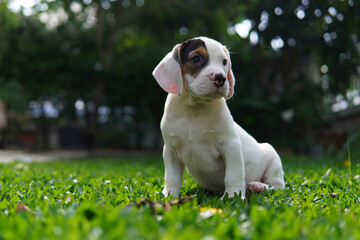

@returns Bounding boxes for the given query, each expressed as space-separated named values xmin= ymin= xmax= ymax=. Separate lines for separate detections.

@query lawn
xmin=0 ymin=154 xmax=359 ymax=240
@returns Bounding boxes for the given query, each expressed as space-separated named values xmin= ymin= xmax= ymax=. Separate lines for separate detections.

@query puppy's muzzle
xmin=210 ymin=73 xmax=226 ymax=88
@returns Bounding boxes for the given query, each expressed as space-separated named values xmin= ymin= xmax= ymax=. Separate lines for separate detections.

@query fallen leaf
xmin=329 ymin=193 xmax=338 ymax=198
xmin=129 ymin=195 xmax=194 ymax=214
xmin=16 ymin=204 xmax=35 ymax=215
xmin=164 ymin=196 xmax=194 ymax=211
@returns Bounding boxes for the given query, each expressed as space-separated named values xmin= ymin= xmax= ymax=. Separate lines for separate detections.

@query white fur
xmin=153 ymin=37 xmax=285 ymax=199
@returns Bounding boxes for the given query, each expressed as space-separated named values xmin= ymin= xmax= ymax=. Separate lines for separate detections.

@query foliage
xmin=1 ymin=0 xmax=359 ymax=148
xmin=0 ymin=155 xmax=360 ymax=239
xmin=224 ymin=0 xmax=360 ymax=146
xmin=0 ymin=79 xmax=27 ymax=112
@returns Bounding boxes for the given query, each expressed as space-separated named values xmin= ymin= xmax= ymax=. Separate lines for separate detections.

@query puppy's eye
xmin=191 ymin=55 xmax=201 ymax=64
xmin=223 ymin=59 xmax=227 ymax=66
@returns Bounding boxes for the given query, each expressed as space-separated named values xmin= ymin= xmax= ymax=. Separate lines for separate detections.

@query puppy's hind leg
xmin=247 ymin=143 xmax=285 ymax=193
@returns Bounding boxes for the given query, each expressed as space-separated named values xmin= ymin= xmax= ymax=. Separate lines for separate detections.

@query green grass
xmin=0 ymin=155 xmax=360 ymax=240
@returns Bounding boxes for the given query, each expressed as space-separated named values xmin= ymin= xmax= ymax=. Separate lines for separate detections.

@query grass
xmin=0 ymin=155 xmax=360 ymax=240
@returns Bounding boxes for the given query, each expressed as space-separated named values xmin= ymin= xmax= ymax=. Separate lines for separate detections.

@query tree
xmin=2 ymin=0 xmax=359 ymax=150
xmin=220 ymin=0 xmax=360 ymax=148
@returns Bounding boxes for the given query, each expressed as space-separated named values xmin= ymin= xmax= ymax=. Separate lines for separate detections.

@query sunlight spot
xmin=336 ymin=94 xmax=344 ymax=102
xmin=301 ymin=0 xmax=309 ymax=6
xmin=179 ymin=26 xmax=188 ymax=36
xmin=43 ymin=101 xmax=59 ymax=118
xmin=321 ymin=77 xmax=329 ymax=90
xmin=339 ymin=52 xmax=347 ymax=61
xmin=328 ymin=7 xmax=337 ymax=17
xmin=7 ymin=0 xmax=35 ymax=13
xmin=98 ymin=105 xmax=111 ymax=124
xmin=70 ymin=2 xmax=82 ymax=13
xmin=136 ymin=0 xmax=144 ymax=7
xmin=314 ymin=9 xmax=322 ymax=17
xmin=332 ymin=100 xmax=348 ymax=112
xmin=249 ymin=31 xmax=259 ymax=45
xmin=38 ymin=8 xmax=69 ymax=29
xmin=347 ymin=89 xmax=359 ymax=99
xmin=325 ymin=15 xmax=333 ymax=24
xmin=227 ymin=26 xmax=236 ymax=35
xmin=295 ymin=7 xmax=305 ymax=20
xmin=287 ymin=38 xmax=296 ymax=47
xmin=352 ymin=34 xmax=358 ymax=42
xmin=258 ymin=11 xmax=269 ymax=31
xmin=122 ymin=0 xmax=130 ymax=8
xmin=271 ymin=36 xmax=284 ymax=51
xmin=39 ymin=12 xmax=48 ymax=22
xmin=23 ymin=8 xmax=33 ymax=16
xmin=75 ymin=99 xmax=85 ymax=118
xmin=281 ymin=109 xmax=295 ymax=122
xmin=94 ymin=62 xmax=103 ymax=72
xmin=39 ymin=3 xmax=48 ymax=11
xmin=331 ymin=32 xmax=337 ymax=40
xmin=102 ymin=1 xmax=111 ymax=9
xmin=323 ymin=33 xmax=333 ymax=45
xmin=274 ymin=7 xmax=283 ymax=16
xmin=235 ymin=19 xmax=252 ymax=38
xmin=353 ymin=96 xmax=360 ymax=105
xmin=83 ymin=6 xmax=97 ymax=29
xmin=75 ymin=99 xmax=85 ymax=110
xmin=337 ymin=13 xmax=344 ymax=21
xmin=320 ymin=65 xmax=329 ymax=74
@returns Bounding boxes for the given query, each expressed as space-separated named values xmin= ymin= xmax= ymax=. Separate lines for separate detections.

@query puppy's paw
xmin=247 ymin=181 xmax=269 ymax=193
xmin=162 ymin=188 xmax=180 ymax=198
xmin=221 ymin=189 xmax=246 ymax=200
xmin=162 ymin=189 xmax=170 ymax=197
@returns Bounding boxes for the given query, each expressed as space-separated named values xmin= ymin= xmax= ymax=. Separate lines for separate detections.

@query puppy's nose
xmin=210 ymin=73 xmax=226 ymax=88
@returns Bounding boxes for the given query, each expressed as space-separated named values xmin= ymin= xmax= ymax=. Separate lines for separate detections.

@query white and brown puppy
xmin=153 ymin=37 xmax=285 ymax=199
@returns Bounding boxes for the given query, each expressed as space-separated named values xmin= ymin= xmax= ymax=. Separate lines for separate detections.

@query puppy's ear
xmin=223 ymin=47 xmax=235 ymax=100
xmin=153 ymin=44 xmax=183 ymax=96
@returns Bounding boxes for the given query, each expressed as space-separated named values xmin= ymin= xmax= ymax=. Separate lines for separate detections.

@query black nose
xmin=214 ymin=74 xmax=226 ymax=88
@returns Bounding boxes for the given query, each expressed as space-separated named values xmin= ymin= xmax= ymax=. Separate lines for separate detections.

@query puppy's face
xmin=153 ymin=37 xmax=235 ymax=100
xmin=179 ymin=37 xmax=231 ymax=99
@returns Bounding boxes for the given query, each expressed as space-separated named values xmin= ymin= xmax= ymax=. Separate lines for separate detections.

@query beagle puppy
xmin=153 ymin=37 xmax=285 ymax=199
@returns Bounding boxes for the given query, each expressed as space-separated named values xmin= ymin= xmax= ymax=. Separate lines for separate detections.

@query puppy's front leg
xmin=222 ymin=140 xmax=246 ymax=200
xmin=162 ymin=145 xmax=184 ymax=198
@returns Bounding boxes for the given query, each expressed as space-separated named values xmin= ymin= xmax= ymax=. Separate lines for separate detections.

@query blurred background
xmin=0 ymin=0 xmax=359 ymax=158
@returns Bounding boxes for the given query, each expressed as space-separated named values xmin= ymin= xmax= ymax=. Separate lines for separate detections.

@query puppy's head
xmin=153 ymin=37 xmax=235 ymax=100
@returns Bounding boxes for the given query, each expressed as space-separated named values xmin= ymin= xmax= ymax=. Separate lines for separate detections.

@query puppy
xmin=153 ymin=37 xmax=285 ymax=199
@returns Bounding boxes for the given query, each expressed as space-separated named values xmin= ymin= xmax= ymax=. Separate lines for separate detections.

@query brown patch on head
xmin=179 ymin=39 xmax=209 ymax=78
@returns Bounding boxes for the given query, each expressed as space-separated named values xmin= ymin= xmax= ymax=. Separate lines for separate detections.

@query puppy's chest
xmin=163 ymin=116 xmax=223 ymax=168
